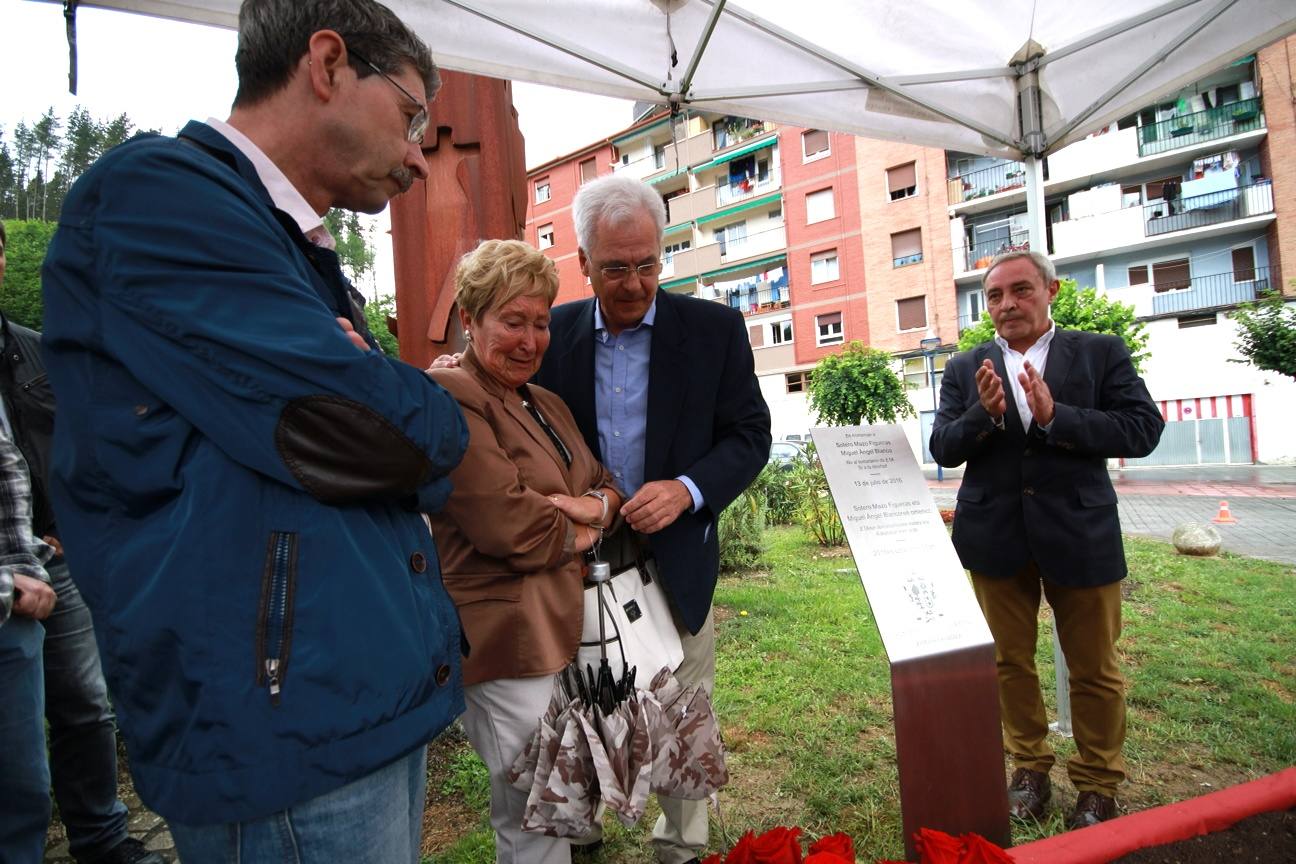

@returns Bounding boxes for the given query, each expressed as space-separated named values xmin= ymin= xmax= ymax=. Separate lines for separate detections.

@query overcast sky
xmin=1 ymin=0 xmax=636 ymax=294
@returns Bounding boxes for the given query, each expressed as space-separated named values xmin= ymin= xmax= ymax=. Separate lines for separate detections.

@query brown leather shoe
xmin=1068 ymin=791 xmax=1118 ymax=829
xmin=1007 ymin=767 xmax=1051 ymax=819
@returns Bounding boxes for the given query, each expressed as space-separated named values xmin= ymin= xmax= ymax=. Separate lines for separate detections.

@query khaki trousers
xmin=972 ymin=563 xmax=1127 ymax=796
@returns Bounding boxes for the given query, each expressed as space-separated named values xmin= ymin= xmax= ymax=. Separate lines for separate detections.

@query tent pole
xmin=1024 ymin=156 xmax=1046 ymax=255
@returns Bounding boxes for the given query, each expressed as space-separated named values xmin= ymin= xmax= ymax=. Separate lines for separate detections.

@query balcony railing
xmin=948 ymin=161 xmax=1027 ymax=203
xmin=958 ymin=231 xmax=1031 ymax=272
xmin=1137 ymin=97 xmax=1264 ymax=157
xmin=958 ymin=312 xmax=986 ymax=332
xmin=719 ymin=283 xmax=791 ymax=315
xmin=1144 ymin=180 xmax=1273 ymax=237
xmin=716 ymin=170 xmax=781 ymax=206
xmin=1150 ymin=267 xmax=1270 ymax=316
xmin=712 ymin=118 xmax=777 ymax=151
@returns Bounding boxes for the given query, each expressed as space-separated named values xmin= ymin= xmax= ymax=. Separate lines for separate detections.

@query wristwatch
xmin=582 ymin=489 xmax=609 ymax=527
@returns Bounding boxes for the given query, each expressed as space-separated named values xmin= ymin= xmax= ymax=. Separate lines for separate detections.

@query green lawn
xmin=422 ymin=527 xmax=1296 ymax=862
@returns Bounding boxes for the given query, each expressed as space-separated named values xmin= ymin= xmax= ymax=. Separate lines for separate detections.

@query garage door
xmin=1124 ymin=395 xmax=1254 ymax=467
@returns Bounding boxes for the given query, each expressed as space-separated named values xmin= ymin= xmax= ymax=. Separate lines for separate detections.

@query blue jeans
xmin=43 ymin=561 xmax=131 ymax=862
xmin=168 ymin=745 xmax=428 ymax=864
xmin=0 ymin=615 xmax=51 ymax=864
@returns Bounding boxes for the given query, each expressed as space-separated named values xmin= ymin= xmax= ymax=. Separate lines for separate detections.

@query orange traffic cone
xmin=1212 ymin=500 xmax=1238 ymax=524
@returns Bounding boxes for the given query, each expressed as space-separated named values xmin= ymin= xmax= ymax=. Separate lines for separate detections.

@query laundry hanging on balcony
xmin=1182 ymin=170 xmax=1239 ymax=210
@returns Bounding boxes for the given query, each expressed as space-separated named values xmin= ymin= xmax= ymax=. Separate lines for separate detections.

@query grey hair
xmin=233 ymin=0 xmax=439 ymax=107
xmin=573 ymin=175 xmax=666 ymax=253
xmin=983 ymin=249 xmax=1056 ymax=288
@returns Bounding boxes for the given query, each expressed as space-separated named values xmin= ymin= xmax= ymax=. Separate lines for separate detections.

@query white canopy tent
xmin=35 ymin=0 xmax=1296 ymax=247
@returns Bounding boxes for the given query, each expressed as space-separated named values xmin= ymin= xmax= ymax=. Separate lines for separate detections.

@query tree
xmin=324 ymin=209 xmax=376 ymax=290
xmin=807 ymin=340 xmax=916 ymax=426
xmin=1231 ymin=290 xmax=1296 ymax=381
xmin=958 ymin=278 xmax=1150 ymax=371
xmin=363 ymin=294 xmax=401 ymax=357
xmin=0 ymin=219 xmax=58 ymax=329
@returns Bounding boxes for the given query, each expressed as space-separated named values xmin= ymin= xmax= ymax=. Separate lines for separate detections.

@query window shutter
xmin=749 ymin=325 xmax=764 ymax=347
xmin=891 ymin=229 xmax=923 ymax=259
xmin=1231 ymin=246 xmax=1256 ymax=281
xmin=1128 ymin=266 xmax=1149 ymax=285
xmin=803 ymin=129 xmax=829 ymax=155
xmin=580 ymin=158 xmax=597 ymax=184
xmin=887 ymin=162 xmax=917 ymax=193
xmin=897 ymin=296 xmax=927 ymax=331
xmin=1151 ymin=259 xmax=1190 ymax=292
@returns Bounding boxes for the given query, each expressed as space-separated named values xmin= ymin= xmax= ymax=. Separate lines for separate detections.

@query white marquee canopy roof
xmin=37 ymin=0 xmax=1296 ymax=158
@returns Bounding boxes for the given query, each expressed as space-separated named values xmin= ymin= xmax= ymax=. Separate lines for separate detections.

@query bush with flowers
xmin=699 ymin=825 xmax=1014 ymax=864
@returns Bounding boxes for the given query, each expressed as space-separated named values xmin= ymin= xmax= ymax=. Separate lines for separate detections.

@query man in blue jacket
xmin=41 ymin=2 xmax=468 ymax=861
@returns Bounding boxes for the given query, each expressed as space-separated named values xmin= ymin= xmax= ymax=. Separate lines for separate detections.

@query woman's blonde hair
xmin=454 ymin=239 xmax=559 ymax=321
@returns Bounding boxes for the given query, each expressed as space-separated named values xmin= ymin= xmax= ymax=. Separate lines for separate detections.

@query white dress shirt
xmin=994 ymin=322 xmax=1056 ymax=432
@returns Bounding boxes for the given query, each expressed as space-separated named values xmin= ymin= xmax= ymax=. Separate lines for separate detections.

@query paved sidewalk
xmin=926 ymin=464 xmax=1296 ymax=565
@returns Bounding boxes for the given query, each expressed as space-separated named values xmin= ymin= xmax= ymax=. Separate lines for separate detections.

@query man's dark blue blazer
xmin=929 ymin=329 xmax=1164 ymax=588
xmin=533 ymin=289 xmax=771 ymax=634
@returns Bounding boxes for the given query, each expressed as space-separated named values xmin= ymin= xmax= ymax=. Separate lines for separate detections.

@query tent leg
xmin=1025 ymin=156 xmax=1047 ymax=256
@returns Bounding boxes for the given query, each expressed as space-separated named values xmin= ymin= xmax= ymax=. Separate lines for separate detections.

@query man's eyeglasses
xmin=349 ymin=48 xmax=429 ymax=145
xmin=599 ymin=261 xmax=662 ymax=284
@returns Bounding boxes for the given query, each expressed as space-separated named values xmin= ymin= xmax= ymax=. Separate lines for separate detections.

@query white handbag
xmin=577 ymin=558 xmax=684 ymax=686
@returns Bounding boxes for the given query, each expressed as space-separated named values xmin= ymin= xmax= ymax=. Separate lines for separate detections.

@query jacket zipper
xmin=255 ymin=531 xmax=298 ymax=705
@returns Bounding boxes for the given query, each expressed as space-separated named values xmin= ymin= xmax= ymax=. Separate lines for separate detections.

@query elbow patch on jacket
xmin=276 ymin=396 xmax=434 ymax=505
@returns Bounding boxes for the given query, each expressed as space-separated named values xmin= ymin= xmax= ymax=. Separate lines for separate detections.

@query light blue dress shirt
xmin=592 ymin=298 xmax=702 ymax=509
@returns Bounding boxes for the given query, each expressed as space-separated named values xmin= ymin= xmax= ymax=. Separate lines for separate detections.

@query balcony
xmin=719 ymin=282 xmax=791 ymax=316
xmin=712 ymin=118 xmax=777 ymax=151
xmin=716 ymin=170 xmax=781 ymax=207
xmin=947 ymin=161 xmax=1027 ymax=204
xmin=717 ymin=224 xmax=787 ymax=264
xmin=954 ymin=231 xmax=1031 ymax=275
xmin=1138 ymin=98 xmax=1264 ymax=157
xmin=1144 ymin=180 xmax=1273 ymax=236
xmin=1150 ymin=267 xmax=1270 ymax=317
xmin=957 ymin=312 xmax=985 ymax=332
xmin=665 ymin=242 xmax=722 ymax=280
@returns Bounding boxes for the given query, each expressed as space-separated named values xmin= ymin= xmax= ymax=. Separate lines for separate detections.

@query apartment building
xmin=523 ymin=38 xmax=1295 ymax=465
xmin=946 ymin=43 xmax=1296 ymax=464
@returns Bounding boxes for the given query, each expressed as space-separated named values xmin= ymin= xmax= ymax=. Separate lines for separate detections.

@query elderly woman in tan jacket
xmin=426 ymin=239 xmax=621 ymax=864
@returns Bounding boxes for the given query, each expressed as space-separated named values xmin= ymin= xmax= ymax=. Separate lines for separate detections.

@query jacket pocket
xmin=255 ymin=531 xmax=299 ymax=705
xmin=956 ymin=485 xmax=986 ymax=503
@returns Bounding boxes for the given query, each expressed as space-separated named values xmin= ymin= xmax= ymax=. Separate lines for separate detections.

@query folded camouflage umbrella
xmin=640 ymin=667 xmax=729 ymax=800
xmin=507 ymin=671 xmax=600 ymax=838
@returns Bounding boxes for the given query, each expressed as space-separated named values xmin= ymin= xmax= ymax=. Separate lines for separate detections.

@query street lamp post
xmin=920 ymin=330 xmax=942 ymax=482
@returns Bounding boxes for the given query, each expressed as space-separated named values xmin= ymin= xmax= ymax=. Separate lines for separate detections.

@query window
xmin=1128 ymin=265 xmax=1149 ymax=286
xmin=1178 ymin=313 xmax=1217 ymax=328
xmin=816 ymin=312 xmax=843 ymax=346
xmin=748 ymin=324 xmax=764 ymax=347
xmin=904 ymin=353 xmax=948 ymax=388
xmin=768 ymin=318 xmax=793 ymax=345
xmin=768 ymin=206 xmax=783 ymax=220
xmin=579 ymin=158 xmax=597 ymax=185
xmin=1146 ymin=175 xmax=1181 ymax=202
xmin=1151 ymin=258 xmax=1190 ymax=292
xmin=653 ymin=144 xmax=666 ymax=170
xmin=534 ymin=179 xmax=551 ymax=203
xmin=663 ymin=240 xmax=691 ymax=263
xmin=1232 ymin=246 xmax=1256 ymax=281
xmin=785 ymin=371 xmax=812 ymax=393
xmin=891 ymin=229 xmax=923 ymax=267
xmin=1215 ymin=83 xmax=1241 ymax=105
xmin=805 ymin=188 xmax=835 ymax=224
xmin=1120 ymin=184 xmax=1143 ymax=208
xmin=896 ymin=296 xmax=927 ymax=332
xmin=887 ymin=162 xmax=917 ymax=200
xmin=810 ymin=250 xmax=839 ymax=284
xmin=537 ymin=223 xmax=554 ymax=250
xmin=713 ymin=221 xmax=747 ymax=257
xmin=903 ymin=357 xmax=928 ymax=389
xmin=802 ymin=129 xmax=830 ymax=161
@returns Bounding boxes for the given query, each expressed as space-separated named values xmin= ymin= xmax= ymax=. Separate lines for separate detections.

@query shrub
xmin=718 ymin=486 xmax=766 ymax=572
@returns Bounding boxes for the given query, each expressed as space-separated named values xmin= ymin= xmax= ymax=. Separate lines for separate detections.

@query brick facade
xmin=1257 ymin=36 xmax=1296 ymax=296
